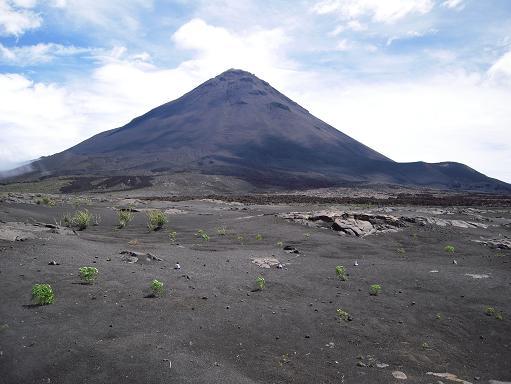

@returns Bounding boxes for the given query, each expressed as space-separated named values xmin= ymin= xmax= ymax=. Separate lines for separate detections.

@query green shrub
xmin=118 ymin=210 xmax=134 ymax=229
xmin=237 ymin=234 xmax=244 ymax=243
xmin=168 ymin=231 xmax=177 ymax=243
xmin=32 ymin=284 xmax=54 ymax=305
xmin=151 ymin=279 xmax=164 ymax=297
xmin=276 ymin=241 xmax=283 ymax=247
xmin=217 ymin=227 xmax=226 ymax=236
xmin=369 ymin=284 xmax=381 ymax=296
xmin=256 ymin=276 xmax=266 ymax=290
xmin=336 ymin=308 xmax=350 ymax=322
xmin=147 ymin=210 xmax=167 ymax=231
xmin=79 ymin=266 xmax=98 ymax=284
xmin=444 ymin=245 xmax=455 ymax=253
xmin=255 ymin=234 xmax=263 ymax=241
xmin=335 ymin=265 xmax=347 ymax=281
xmin=485 ymin=306 xmax=503 ymax=320
xmin=36 ymin=196 xmax=55 ymax=207
xmin=71 ymin=209 xmax=92 ymax=230
xmin=196 ymin=229 xmax=209 ymax=241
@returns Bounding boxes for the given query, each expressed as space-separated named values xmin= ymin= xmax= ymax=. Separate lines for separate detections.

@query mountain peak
xmin=217 ymin=68 xmax=255 ymax=78
xmin=24 ymin=69 xmax=510 ymax=193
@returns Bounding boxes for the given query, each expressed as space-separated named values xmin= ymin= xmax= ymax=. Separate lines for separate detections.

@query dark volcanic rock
xmin=18 ymin=68 xmax=511 ymax=192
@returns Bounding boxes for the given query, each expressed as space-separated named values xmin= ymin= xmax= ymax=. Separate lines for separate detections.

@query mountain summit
xmin=27 ymin=69 xmax=509 ymax=191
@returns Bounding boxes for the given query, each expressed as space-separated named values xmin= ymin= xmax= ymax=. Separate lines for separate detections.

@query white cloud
xmin=0 ymin=0 xmax=42 ymax=36
xmin=442 ymin=0 xmax=464 ymax=10
xmin=336 ymin=38 xmax=351 ymax=51
xmin=487 ymin=50 xmax=511 ymax=85
xmin=48 ymin=0 xmax=152 ymax=31
xmin=312 ymin=0 xmax=434 ymax=24
xmin=171 ymin=18 xmax=296 ymax=80
xmin=0 ymin=42 xmax=91 ymax=65
xmin=386 ymin=28 xmax=438 ymax=46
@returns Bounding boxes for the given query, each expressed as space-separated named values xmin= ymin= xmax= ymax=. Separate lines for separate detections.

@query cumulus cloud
xmin=0 ymin=0 xmax=42 ymax=36
xmin=487 ymin=50 xmax=511 ymax=85
xmin=0 ymin=42 xmax=91 ymax=65
xmin=312 ymin=0 xmax=434 ymax=24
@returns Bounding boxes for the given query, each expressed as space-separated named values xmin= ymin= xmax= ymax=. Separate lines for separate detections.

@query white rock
xmin=392 ymin=371 xmax=407 ymax=380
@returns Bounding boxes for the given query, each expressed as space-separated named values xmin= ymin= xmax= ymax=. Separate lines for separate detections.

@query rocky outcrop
xmin=279 ymin=210 xmax=490 ymax=237
xmin=472 ymin=237 xmax=511 ymax=249
xmin=279 ymin=211 xmax=406 ymax=237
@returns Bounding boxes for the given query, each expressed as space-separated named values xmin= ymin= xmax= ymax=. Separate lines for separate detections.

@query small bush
xmin=444 ymin=245 xmax=455 ymax=253
xmin=71 ymin=209 xmax=92 ymax=230
xmin=147 ymin=210 xmax=167 ymax=231
xmin=151 ymin=279 xmax=164 ymax=297
xmin=276 ymin=241 xmax=283 ymax=247
xmin=92 ymin=213 xmax=101 ymax=226
xmin=369 ymin=284 xmax=381 ymax=296
xmin=255 ymin=234 xmax=263 ymax=241
xmin=196 ymin=229 xmax=209 ymax=241
xmin=168 ymin=231 xmax=177 ymax=243
xmin=237 ymin=234 xmax=244 ymax=243
xmin=79 ymin=266 xmax=98 ymax=284
xmin=335 ymin=265 xmax=347 ymax=281
xmin=217 ymin=227 xmax=226 ymax=236
xmin=118 ymin=210 xmax=134 ymax=229
xmin=485 ymin=306 xmax=503 ymax=320
xmin=336 ymin=308 xmax=351 ymax=322
xmin=256 ymin=276 xmax=266 ymax=290
xmin=36 ymin=196 xmax=55 ymax=207
xmin=32 ymin=284 xmax=54 ymax=305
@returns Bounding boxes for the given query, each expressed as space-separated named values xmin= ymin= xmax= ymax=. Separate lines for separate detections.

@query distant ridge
xmin=15 ymin=69 xmax=511 ymax=192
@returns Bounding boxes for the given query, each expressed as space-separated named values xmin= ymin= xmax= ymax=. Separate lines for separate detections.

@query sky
xmin=0 ymin=0 xmax=510 ymax=182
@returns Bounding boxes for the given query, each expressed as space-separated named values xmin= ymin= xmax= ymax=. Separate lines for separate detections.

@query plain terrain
xmin=0 ymin=192 xmax=510 ymax=383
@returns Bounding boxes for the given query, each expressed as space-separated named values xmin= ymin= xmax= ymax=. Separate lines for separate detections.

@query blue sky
xmin=1 ymin=0 xmax=510 ymax=181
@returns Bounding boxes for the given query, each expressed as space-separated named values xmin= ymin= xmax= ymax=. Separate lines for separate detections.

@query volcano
xmin=25 ymin=69 xmax=509 ymax=192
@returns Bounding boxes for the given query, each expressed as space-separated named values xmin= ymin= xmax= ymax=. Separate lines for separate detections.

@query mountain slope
xmin=25 ymin=69 xmax=510 ymax=192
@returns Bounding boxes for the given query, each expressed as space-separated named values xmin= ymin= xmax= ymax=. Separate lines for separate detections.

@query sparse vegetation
xmin=397 ymin=247 xmax=406 ymax=255
xmin=118 ymin=210 xmax=134 ymax=229
xmin=336 ymin=308 xmax=351 ymax=322
xmin=168 ymin=231 xmax=177 ymax=243
xmin=196 ymin=229 xmax=209 ymax=241
xmin=335 ymin=265 xmax=347 ymax=281
xmin=92 ymin=213 xmax=101 ymax=226
xmin=276 ymin=241 xmax=283 ymax=247
xmin=79 ymin=266 xmax=98 ymax=284
xmin=445 ymin=245 xmax=455 ymax=253
xmin=36 ymin=195 xmax=55 ymax=207
xmin=147 ymin=210 xmax=167 ymax=231
xmin=485 ymin=306 xmax=504 ymax=320
xmin=217 ymin=227 xmax=226 ymax=236
xmin=237 ymin=234 xmax=244 ymax=243
xmin=255 ymin=233 xmax=263 ymax=241
xmin=71 ymin=209 xmax=92 ymax=230
xmin=150 ymin=279 xmax=164 ymax=297
xmin=256 ymin=276 xmax=266 ymax=290
xmin=369 ymin=284 xmax=381 ymax=296
xmin=31 ymin=284 xmax=54 ymax=305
